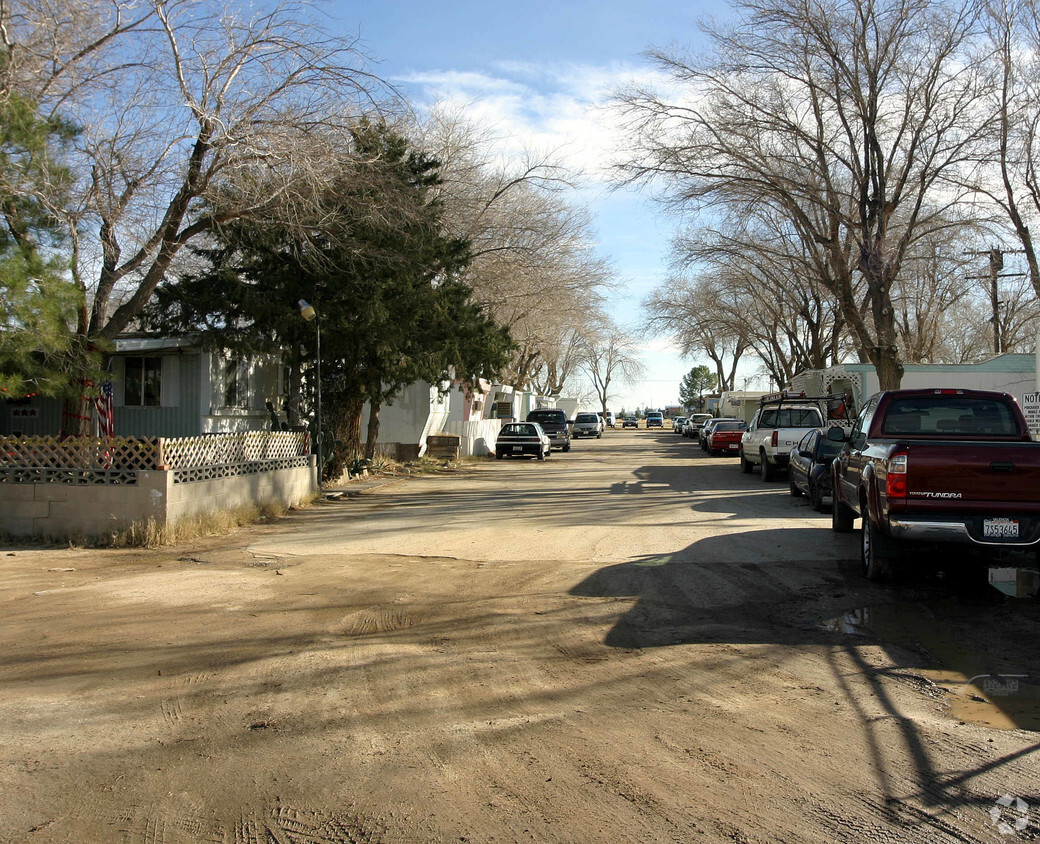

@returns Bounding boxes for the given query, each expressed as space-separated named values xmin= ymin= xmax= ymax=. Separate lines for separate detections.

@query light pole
xmin=298 ymin=299 xmax=322 ymax=488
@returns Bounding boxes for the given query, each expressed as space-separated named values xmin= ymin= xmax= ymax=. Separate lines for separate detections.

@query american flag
xmin=93 ymin=380 xmax=114 ymax=438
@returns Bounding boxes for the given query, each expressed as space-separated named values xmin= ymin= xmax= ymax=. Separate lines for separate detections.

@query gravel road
xmin=1 ymin=428 xmax=1038 ymax=843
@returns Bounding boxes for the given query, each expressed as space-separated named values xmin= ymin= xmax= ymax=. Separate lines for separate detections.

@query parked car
xmin=831 ymin=388 xmax=1040 ymax=581
xmin=707 ymin=420 xmax=748 ymax=454
xmin=699 ymin=417 xmax=741 ymax=451
xmin=686 ymin=413 xmax=713 ymax=439
xmin=646 ymin=411 xmax=664 ymax=428
xmin=495 ymin=422 xmax=551 ymax=460
xmin=739 ymin=397 xmax=827 ymax=480
xmin=788 ymin=428 xmax=844 ymax=511
xmin=525 ymin=408 xmax=571 ymax=451
xmin=622 ymin=415 xmax=639 ymax=428
xmin=572 ymin=411 xmax=604 ymax=438
xmin=672 ymin=416 xmax=689 ymax=435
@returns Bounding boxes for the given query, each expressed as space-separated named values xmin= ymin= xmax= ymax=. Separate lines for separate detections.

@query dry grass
xmin=106 ymin=495 xmax=318 ymax=549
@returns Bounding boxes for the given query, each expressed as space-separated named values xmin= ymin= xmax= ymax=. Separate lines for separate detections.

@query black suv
xmin=526 ymin=408 xmax=571 ymax=451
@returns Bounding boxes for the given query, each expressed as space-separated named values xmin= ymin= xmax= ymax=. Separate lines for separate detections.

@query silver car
xmin=572 ymin=411 xmax=603 ymax=438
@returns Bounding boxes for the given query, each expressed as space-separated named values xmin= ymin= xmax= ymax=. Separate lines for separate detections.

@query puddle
xmin=989 ymin=566 xmax=1040 ymax=599
xmin=822 ymin=568 xmax=1040 ymax=731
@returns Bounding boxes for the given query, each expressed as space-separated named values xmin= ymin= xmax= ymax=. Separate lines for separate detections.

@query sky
xmin=325 ymin=0 xmax=751 ymax=412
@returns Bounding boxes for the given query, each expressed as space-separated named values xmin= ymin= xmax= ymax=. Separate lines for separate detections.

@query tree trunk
xmin=60 ymin=395 xmax=93 ymax=438
xmin=873 ymin=349 xmax=905 ymax=391
xmin=365 ymin=398 xmax=381 ymax=461
xmin=340 ymin=394 xmax=365 ymax=463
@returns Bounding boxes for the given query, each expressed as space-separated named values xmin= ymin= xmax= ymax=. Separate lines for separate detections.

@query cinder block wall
xmin=0 ymin=459 xmax=316 ymax=541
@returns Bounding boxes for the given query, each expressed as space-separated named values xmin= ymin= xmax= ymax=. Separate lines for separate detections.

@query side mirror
xmin=826 ymin=426 xmax=847 ymax=442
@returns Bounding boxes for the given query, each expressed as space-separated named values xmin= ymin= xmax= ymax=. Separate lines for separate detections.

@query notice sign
xmin=1022 ymin=392 xmax=1040 ymax=439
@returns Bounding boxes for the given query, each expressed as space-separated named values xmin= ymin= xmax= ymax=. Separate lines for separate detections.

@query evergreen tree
xmin=679 ymin=365 xmax=717 ymax=410
xmin=0 ymin=82 xmax=83 ymax=400
xmin=147 ymin=121 xmax=512 ymax=477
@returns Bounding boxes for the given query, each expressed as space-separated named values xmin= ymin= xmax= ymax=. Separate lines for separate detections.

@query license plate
xmin=728 ymin=444 xmax=738 ymax=449
xmin=512 ymin=445 xmax=523 ymax=452
xmin=984 ymin=518 xmax=1019 ymax=539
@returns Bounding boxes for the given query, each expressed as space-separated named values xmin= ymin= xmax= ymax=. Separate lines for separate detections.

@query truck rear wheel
xmin=862 ymin=516 xmax=894 ymax=582
xmin=831 ymin=496 xmax=855 ymax=532
xmin=760 ymin=451 xmax=776 ymax=481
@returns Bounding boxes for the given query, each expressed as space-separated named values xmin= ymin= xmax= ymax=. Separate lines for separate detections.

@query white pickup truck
xmin=739 ymin=397 xmax=827 ymax=480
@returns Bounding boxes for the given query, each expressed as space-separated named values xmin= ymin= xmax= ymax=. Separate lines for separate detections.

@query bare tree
xmin=420 ymin=105 xmax=614 ymax=391
xmin=975 ymin=0 xmax=1040 ymax=297
xmin=2 ymin=0 xmax=390 ymax=431
xmin=643 ymin=283 xmax=749 ymax=391
xmin=577 ymin=321 xmax=646 ymax=416
xmin=616 ymin=0 xmax=992 ymax=389
xmin=669 ymin=209 xmax=853 ymax=386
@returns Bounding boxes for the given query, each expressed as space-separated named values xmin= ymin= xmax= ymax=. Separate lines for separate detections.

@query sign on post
xmin=1021 ymin=392 xmax=1040 ymax=439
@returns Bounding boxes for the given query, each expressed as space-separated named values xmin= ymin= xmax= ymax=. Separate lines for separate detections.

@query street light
xmin=298 ymin=299 xmax=322 ymax=488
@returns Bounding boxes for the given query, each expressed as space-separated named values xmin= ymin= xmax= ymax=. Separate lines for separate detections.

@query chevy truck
xmin=830 ymin=388 xmax=1040 ymax=581
xmin=739 ymin=396 xmax=827 ymax=480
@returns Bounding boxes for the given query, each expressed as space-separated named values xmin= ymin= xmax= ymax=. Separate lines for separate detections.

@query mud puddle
xmin=823 ymin=567 xmax=1040 ymax=731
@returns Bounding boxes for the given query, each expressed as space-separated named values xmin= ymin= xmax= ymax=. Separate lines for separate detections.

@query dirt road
xmin=2 ymin=429 xmax=1038 ymax=843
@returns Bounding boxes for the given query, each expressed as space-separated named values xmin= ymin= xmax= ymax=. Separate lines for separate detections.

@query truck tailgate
xmin=904 ymin=441 xmax=1040 ymax=506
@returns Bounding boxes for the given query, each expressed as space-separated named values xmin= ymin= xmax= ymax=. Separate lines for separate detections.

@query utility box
xmin=426 ymin=433 xmax=460 ymax=460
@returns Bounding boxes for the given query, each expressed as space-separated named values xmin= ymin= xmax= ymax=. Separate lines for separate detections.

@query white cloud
xmin=395 ymin=60 xmax=675 ymax=182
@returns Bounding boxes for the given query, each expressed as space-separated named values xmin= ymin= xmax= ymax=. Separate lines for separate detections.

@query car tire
xmin=597 ymin=432 xmax=602 ymax=439
xmin=739 ymin=449 xmax=754 ymax=474
xmin=789 ymin=476 xmax=802 ymax=496
xmin=537 ymin=449 xmax=546 ymax=461
xmin=862 ymin=515 xmax=894 ymax=582
xmin=831 ymin=496 xmax=856 ymax=533
xmin=563 ymin=444 xmax=570 ymax=452
xmin=810 ymin=481 xmax=825 ymax=512
xmin=760 ymin=451 xmax=776 ymax=481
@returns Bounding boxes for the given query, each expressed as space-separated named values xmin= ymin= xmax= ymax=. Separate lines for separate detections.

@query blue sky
xmin=328 ymin=0 xmax=743 ymax=411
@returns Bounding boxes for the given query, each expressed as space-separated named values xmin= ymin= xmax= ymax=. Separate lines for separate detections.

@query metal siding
xmin=2 ymin=396 xmax=62 ymax=436
xmin=113 ymin=353 xmax=201 ymax=437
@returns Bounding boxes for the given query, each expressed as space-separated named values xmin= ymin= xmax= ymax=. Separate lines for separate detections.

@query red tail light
xmin=886 ymin=450 xmax=908 ymax=498
xmin=771 ymin=430 xmax=778 ymax=447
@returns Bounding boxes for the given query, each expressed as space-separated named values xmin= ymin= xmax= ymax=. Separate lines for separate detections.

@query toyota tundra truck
xmin=739 ymin=396 xmax=827 ymax=480
xmin=830 ymin=388 xmax=1040 ymax=581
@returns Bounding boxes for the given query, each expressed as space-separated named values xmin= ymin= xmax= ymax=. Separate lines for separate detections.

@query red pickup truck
xmin=829 ymin=389 xmax=1040 ymax=581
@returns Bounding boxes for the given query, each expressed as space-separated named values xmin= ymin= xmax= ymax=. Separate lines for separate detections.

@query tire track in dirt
xmin=235 ymin=805 xmax=386 ymax=844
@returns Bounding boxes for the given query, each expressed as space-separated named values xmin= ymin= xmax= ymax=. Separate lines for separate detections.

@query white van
xmin=601 ymin=411 xmax=616 ymax=428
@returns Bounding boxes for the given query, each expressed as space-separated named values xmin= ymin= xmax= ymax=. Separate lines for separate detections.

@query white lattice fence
xmin=0 ymin=436 xmax=159 ymax=470
xmin=158 ymin=431 xmax=308 ymax=469
xmin=0 ymin=432 xmax=308 ymax=477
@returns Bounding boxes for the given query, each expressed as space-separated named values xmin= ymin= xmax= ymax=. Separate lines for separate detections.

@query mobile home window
xmin=223 ymin=358 xmax=251 ymax=408
xmin=124 ymin=356 xmax=161 ymax=406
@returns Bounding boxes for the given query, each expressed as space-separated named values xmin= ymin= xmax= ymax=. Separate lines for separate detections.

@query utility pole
xmin=965 ymin=247 xmax=1026 ymax=354
xmin=988 ymin=248 xmax=1002 ymax=354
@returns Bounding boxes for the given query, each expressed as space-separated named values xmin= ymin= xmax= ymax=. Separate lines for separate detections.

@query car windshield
xmin=713 ymin=422 xmax=746 ymax=432
xmin=759 ymin=408 xmax=823 ymax=427
xmin=880 ymin=396 xmax=1021 ymax=437
xmin=576 ymin=414 xmax=598 ymax=422
xmin=502 ymin=424 xmax=536 ymax=436
xmin=528 ymin=410 xmax=565 ymax=424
